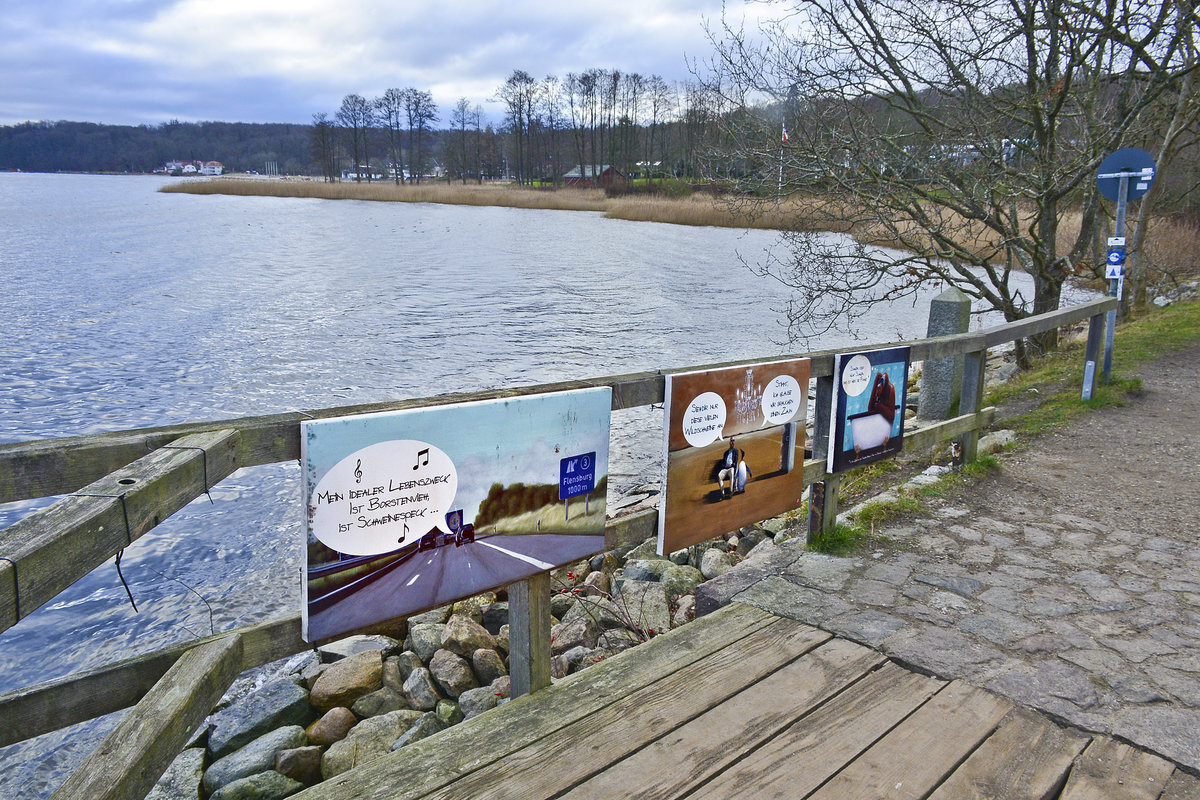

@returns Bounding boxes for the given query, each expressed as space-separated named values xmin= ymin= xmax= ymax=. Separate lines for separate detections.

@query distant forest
xmin=475 ymin=476 xmax=608 ymax=527
xmin=0 ymin=120 xmax=315 ymax=174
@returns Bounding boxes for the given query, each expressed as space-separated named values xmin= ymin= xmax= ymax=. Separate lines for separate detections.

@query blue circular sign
xmin=1096 ymin=148 xmax=1156 ymax=202
xmin=1107 ymin=249 xmax=1124 ymax=265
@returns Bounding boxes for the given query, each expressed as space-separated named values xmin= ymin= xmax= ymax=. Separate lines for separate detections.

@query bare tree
xmin=497 ymin=70 xmax=539 ymax=184
xmin=400 ymin=88 xmax=438 ymax=183
xmin=310 ymin=112 xmax=339 ymax=182
xmin=704 ymin=0 xmax=1197 ymax=357
xmin=1125 ymin=0 xmax=1200 ymax=312
xmin=377 ymin=89 xmax=406 ymax=185
xmin=336 ymin=93 xmax=374 ymax=182
xmin=448 ymin=98 xmax=473 ymax=183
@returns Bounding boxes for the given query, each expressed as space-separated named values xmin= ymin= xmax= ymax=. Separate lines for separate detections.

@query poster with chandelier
xmin=659 ymin=358 xmax=811 ymax=554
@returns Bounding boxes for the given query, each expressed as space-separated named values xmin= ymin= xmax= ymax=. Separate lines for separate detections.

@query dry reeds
xmin=160 ymin=178 xmax=611 ymax=212
xmin=162 ymin=178 xmax=1199 ymax=282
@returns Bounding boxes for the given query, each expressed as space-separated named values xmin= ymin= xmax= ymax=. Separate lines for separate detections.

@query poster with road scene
xmin=301 ymin=387 xmax=611 ymax=642
xmin=659 ymin=358 xmax=811 ymax=554
xmin=827 ymin=346 xmax=910 ymax=474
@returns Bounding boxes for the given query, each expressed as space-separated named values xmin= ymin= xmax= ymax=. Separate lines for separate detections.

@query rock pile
xmin=1153 ymin=280 xmax=1199 ymax=308
xmin=152 ymin=528 xmax=790 ymax=799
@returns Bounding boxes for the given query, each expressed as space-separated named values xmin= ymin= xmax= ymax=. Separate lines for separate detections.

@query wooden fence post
xmin=1082 ymin=312 xmax=1105 ymax=400
xmin=807 ymin=374 xmax=839 ymax=543
xmin=508 ymin=571 xmax=551 ymax=698
xmin=957 ymin=344 xmax=988 ymax=464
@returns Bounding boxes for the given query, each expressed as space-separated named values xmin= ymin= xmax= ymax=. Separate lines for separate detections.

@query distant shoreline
xmin=158 ymin=177 xmax=811 ymax=232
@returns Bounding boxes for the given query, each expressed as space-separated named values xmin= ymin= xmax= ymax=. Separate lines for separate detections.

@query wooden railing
xmin=0 ymin=296 xmax=1116 ymax=800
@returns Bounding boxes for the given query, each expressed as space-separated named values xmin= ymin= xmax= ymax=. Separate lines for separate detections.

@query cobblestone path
xmin=698 ymin=344 xmax=1200 ymax=772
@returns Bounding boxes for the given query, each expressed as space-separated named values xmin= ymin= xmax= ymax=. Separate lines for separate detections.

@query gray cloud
xmin=0 ymin=0 xmax=755 ymax=126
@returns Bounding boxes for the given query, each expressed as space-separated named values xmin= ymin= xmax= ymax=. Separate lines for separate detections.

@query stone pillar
xmin=918 ymin=287 xmax=971 ymax=420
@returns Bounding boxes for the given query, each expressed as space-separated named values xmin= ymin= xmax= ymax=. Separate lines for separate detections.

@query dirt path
xmin=699 ymin=343 xmax=1200 ymax=771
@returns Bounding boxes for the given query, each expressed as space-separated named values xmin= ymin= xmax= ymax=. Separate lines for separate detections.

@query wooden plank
xmin=553 ymin=636 xmax=879 ymax=800
xmin=288 ymin=602 xmax=778 ymax=800
xmin=1160 ymin=770 xmax=1200 ymax=800
xmin=0 ymin=614 xmax=305 ymax=748
xmin=49 ymin=633 xmax=243 ymax=800
xmin=693 ymin=661 xmax=944 ymax=800
xmin=926 ymin=708 xmax=1092 ymax=800
xmin=0 ymin=299 xmax=1112 ymax=505
xmin=507 ymin=571 xmax=551 ymax=698
xmin=904 ymin=407 xmax=996 ymax=454
xmin=0 ymin=430 xmax=240 ymax=636
xmin=427 ymin=620 xmax=841 ymax=800
xmin=1058 ymin=738 xmax=1177 ymax=800
xmin=805 ymin=680 xmax=1014 ymax=800
xmin=981 ymin=297 xmax=1116 ymax=348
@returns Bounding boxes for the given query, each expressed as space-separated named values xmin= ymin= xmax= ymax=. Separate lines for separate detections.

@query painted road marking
xmin=477 ymin=540 xmax=555 ymax=570
xmin=406 ymin=573 xmax=421 ymax=587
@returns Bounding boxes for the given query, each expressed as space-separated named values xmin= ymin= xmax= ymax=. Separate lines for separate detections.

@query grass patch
xmin=988 ymin=300 xmax=1200 ymax=438
xmin=807 ymin=522 xmax=870 ymax=555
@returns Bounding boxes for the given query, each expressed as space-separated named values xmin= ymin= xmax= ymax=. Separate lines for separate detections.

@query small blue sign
xmin=559 ymin=452 xmax=596 ymax=500
xmin=445 ymin=509 xmax=463 ymax=534
xmin=1107 ymin=249 xmax=1125 ymax=266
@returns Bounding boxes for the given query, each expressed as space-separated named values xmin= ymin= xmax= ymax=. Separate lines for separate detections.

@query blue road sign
xmin=445 ymin=509 xmax=463 ymax=534
xmin=559 ymin=452 xmax=596 ymax=500
xmin=1107 ymin=249 xmax=1125 ymax=266
xmin=1096 ymin=148 xmax=1156 ymax=202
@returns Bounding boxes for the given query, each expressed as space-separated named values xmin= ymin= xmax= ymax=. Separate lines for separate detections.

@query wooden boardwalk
xmin=296 ymin=603 xmax=1199 ymax=800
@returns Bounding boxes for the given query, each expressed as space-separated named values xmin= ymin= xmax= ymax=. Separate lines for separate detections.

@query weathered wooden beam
xmin=981 ymin=297 xmax=1116 ymax=349
xmin=49 ymin=633 xmax=244 ymax=800
xmin=0 ymin=430 xmax=240 ymax=636
xmin=958 ymin=349 xmax=989 ymax=463
xmin=0 ymin=615 xmax=305 ymax=748
xmin=0 ymin=298 xmax=1115 ymax=505
xmin=508 ymin=571 xmax=552 ymax=698
xmin=807 ymin=373 xmax=837 ymax=541
xmin=905 ymin=407 xmax=996 ymax=454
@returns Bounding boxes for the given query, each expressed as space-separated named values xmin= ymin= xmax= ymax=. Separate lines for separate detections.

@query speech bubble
xmin=681 ymin=391 xmax=727 ymax=448
xmin=761 ymin=374 xmax=802 ymax=425
xmin=309 ymin=439 xmax=457 ymax=556
xmin=841 ymin=354 xmax=873 ymax=397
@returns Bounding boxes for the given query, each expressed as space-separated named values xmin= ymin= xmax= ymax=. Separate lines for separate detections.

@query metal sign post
xmin=1094 ymin=148 xmax=1157 ymax=386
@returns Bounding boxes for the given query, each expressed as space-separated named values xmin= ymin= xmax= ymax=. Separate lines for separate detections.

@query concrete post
xmin=918 ymin=287 xmax=972 ymax=420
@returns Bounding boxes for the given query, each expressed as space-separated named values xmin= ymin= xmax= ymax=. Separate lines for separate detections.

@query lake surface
xmin=0 ymin=172 xmax=1035 ymax=795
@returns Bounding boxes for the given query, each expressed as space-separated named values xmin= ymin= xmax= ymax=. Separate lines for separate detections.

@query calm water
xmin=0 ymin=172 xmax=993 ymax=795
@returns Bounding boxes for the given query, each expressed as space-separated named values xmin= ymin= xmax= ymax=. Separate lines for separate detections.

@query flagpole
xmin=778 ymin=122 xmax=788 ymax=196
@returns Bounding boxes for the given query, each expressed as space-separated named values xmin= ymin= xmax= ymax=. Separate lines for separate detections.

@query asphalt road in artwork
xmin=306 ymin=533 xmax=605 ymax=640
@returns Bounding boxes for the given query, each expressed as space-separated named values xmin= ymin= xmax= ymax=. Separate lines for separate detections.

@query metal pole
xmin=1102 ymin=175 xmax=1128 ymax=382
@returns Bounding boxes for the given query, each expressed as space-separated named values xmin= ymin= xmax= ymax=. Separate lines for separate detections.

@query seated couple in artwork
xmin=714 ymin=437 xmax=752 ymax=498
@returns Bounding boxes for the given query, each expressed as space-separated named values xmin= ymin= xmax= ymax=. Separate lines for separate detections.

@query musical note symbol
xmin=413 ymin=448 xmax=429 ymax=470
xmin=398 ymin=522 xmax=409 ymax=544
xmin=354 ymin=459 xmax=363 ymax=484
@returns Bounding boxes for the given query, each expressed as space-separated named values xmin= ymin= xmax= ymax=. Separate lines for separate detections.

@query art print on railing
xmin=659 ymin=358 xmax=811 ymax=553
xmin=828 ymin=347 xmax=911 ymax=474
xmin=301 ymin=388 xmax=611 ymax=641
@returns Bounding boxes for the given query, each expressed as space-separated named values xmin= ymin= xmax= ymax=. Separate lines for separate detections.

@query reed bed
xmin=161 ymin=178 xmax=611 ymax=212
xmin=164 ymin=178 xmax=1198 ymax=283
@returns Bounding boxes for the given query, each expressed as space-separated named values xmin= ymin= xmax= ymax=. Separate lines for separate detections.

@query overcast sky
xmin=1 ymin=0 xmax=769 ymax=127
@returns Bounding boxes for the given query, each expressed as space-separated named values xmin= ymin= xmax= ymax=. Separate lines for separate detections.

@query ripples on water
xmin=0 ymin=173 xmax=1007 ymax=795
